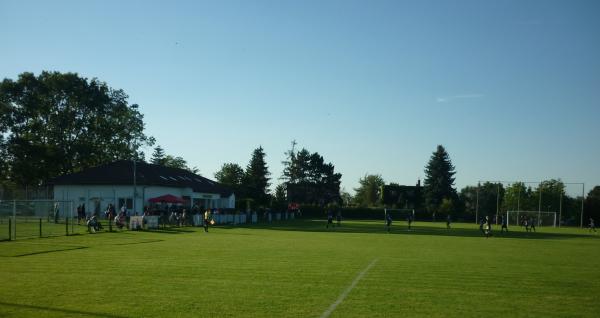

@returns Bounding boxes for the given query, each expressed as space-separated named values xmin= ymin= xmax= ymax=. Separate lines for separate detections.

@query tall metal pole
xmin=538 ymin=184 xmax=542 ymax=215
xmin=580 ymin=184 xmax=585 ymax=228
xmin=496 ymin=183 xmax=500 ymax=225
xmin=517 ymin=185 xmax=521 ymax=211
xmin=559 ymin=192 xmax=563 ymax=228
xmin=133 ymin=159 xmax=137 ymax=216
xmin=475 ymin=183 xmax=480 ymax=224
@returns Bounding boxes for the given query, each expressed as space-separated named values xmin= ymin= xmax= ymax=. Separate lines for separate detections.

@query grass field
xmin=1 ymin=220 xmax=599 ymax=317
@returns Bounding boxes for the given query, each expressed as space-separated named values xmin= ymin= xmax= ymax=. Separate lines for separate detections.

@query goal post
xmin=384 ymin=208 xmax=415 ymax=221
xmin=0 ymin=199 xmax=75 ymax=239
xmin=506 ymin=210 xmax=557 ymax=227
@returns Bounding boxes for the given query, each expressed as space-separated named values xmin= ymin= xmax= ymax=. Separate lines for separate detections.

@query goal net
xmin=506 ymin=210 xmax=557 ymax=227
xmin=384 ymin=208 xmax=415 ymax=221
xmin=0 ymin=200 xmax=77 ymax=239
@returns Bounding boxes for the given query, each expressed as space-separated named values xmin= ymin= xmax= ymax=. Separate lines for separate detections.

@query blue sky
xmin=1 ymin=0 xmax=599 ymax=195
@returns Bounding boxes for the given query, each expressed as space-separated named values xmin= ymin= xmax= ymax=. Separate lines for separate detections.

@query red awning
xmin=148 ymin=194 xmax=185 ymax=204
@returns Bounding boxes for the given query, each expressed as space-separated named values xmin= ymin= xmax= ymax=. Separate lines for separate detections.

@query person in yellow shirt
xmin=203 ymin=209 xmax=212 ymax=233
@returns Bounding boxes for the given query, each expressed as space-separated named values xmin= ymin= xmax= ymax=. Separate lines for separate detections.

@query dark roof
xmin=48 ymin=160 xmax=233 ymax=196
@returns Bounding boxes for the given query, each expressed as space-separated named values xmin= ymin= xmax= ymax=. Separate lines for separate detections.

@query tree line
xmin=1 ymin=71 xmax=599 ymax=221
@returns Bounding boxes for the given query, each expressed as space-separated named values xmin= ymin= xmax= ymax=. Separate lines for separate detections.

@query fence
xmin=0 ymin=200 xmax=92 ymax=240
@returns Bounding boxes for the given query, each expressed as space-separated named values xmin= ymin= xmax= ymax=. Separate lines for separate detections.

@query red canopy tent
xmin=148 ymin=194 xmax=185 ymax=204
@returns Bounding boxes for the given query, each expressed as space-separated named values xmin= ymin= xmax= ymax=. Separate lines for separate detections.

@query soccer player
xmin=589 ymin=218 xmax=596 ymax=233
xmin=484 ymin=216 xmax=492 ymax=238
xmin=407 ymin=214 xmax=413 ymax=230
xmin=529 ymin=217 xmax=536 ymax=232
xmin=336 ymin=210 xmax=342 ymax=227
xmin=203 ymin=209 xmax=211 ymax=233
xmin=479 ymin=217 xmax=485 ymax=235
xmin=326 ymin=210 xmax=334 ymax=229
xmin=524 ymin=217 xmax=530 ymax=232
xmin=386 ymin=212 xmax=393 ymax=233
xmin=500 ymin=215 xmax=508 ymax=233
xmin=446 ymin=214 xmax=451 ymax=229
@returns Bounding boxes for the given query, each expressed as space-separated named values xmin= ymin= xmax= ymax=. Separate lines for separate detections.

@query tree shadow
xmin=144 ymin=227 xmax=196 ymax=234
xmin=221 ymin=220 xmax=598 ymax=240
xmin=0 ymin=301 xmax=131 ymax=318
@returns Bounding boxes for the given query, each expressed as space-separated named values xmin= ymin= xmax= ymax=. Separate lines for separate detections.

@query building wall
xmin=53 ymin=185 xmax=235 ymax=216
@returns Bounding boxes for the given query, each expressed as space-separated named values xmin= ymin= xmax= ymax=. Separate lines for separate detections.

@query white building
xmin=50 ymin=160 xmax=235 ymax=215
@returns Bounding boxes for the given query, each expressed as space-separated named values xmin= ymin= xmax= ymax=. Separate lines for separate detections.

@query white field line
xmin=319 ymin=258 xmax=379 ymax=318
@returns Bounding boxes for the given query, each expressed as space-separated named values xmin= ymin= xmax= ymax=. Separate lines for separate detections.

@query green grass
xmin=1 ymin=220 xmax=599 ymax=317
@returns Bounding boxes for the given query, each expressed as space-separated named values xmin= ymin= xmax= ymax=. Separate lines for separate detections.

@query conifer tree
xmin=424 ymin=145 xmax=457 ymax=214
xmin=244 ymin=146 xmax=271 ymax=207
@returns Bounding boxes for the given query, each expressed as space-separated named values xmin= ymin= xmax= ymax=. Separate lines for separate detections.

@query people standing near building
xmin=203 ymin=209 xmax=212 ymax=233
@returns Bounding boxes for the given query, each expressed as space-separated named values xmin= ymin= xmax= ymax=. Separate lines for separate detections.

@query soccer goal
xmin=506 ymin=210 xmax=557 ymax=227
xmin=0 ymin=200 xmax=76 ymax=239
xmin=384 ymin=208 xmax=415 ymax=221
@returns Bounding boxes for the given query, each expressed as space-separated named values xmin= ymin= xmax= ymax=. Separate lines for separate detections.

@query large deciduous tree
xmin=584 ymin=186 xmax=600 ymax=221
xmin=353 ymin=174 xmax=385 ymax=207
xmin=215 ymin=162 xmax=245 ymax=198
xmin=423 ymin=145 xmax=457 ymax=214
xmin=0 ymin=71 xmax=153 ymax=186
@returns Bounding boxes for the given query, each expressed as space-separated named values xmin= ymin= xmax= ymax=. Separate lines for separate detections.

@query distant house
xmin=49 ymin=160 xmax=234 ymax=215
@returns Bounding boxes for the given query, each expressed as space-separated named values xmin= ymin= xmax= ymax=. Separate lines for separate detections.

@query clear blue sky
xmin=1 ymin=0 xmax=599 ymax=195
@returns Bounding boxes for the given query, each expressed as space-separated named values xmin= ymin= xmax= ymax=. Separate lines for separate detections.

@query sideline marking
xmin=320 ymin=258 xmax=379 ymax=318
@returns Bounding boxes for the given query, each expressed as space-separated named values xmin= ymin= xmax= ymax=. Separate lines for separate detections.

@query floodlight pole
xmin=559 ymin=192 xmax=563 ymax=228
xmin=475 ymin=183 xmax=480 ymax=224
xmin=580 ymin=184 xmax=585 ymax=228
xmin=496 ymin=184 xmax=500 ymax=225
xmin=517 ymin=186 xmax=521 ymax=211
xmin=133 ymin=158 xmax=137 ymax=216
xmin=538 ymin=183 xmax=542 ymax=225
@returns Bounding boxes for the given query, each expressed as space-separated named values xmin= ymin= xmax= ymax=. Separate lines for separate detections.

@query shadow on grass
xmin=143 ymin=227 xmax=196 ymax=234
xmin=219 ymin=220 xmax=598 ymax=240
xmin=0 ymin=301 xmax=130 ymax=318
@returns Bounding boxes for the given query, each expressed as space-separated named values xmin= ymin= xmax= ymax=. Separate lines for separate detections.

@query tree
xmin=423 ymin=145 xmax=457 ymax=213
xmin=215 ymin=163 xmax=245 ymax=187
xmin=477 ymin=182 xmax=505 ymax=219
xmin=340 ymin=188 xmax=353 ymax=207
xmin=584 ymin=186 xmax=600 ymax=221
xmin=151 ymin=146 xmax=166 ymax=165
xmin=244 ymin=146 xmax=271 ymax=207
xmin=459 ymin=185 xmax=478 ymax=218
xmin=353 ymin=174 xmax=385 ymax=207
xmin=281 ymin=141 xmax=342 ymax=205
xmin=272 ymin=183 xmax=287 ymax=210
xmin=0 ymin=71 xmax=153 ymax=186
xmin=438 ymin=198 xmax=454 ymax=217
xmin=535 ymin=179 xmax=565 ymax=213
xmin=150 ymin=145 xmax=197 ymax=173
